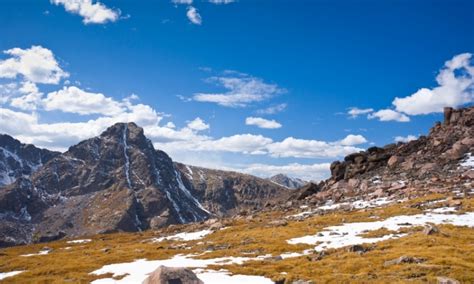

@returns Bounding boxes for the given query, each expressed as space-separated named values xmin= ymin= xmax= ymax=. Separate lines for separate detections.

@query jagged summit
xmin=0 ymin=134 xmax=59 ymax=186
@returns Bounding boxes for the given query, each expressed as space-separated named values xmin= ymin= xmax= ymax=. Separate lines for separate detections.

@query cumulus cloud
xmin=256 ymin=103 xmax=287 ymax=115
xmin=51 ymin=0 xmax=120 ymax=24
xmin=186 ymin=6 xmax=202 ymax=25
xmin=339 ymin=134 xmax=368 ymax=146
xmin=241 ymin=162 xmax=330 ymax=182
xmin=393 ymin=53 xmax=474 ymax=115
xmin=10 ymin=82 xmax=44 ymax=110
xmin=0 ymin=46 xmax=68 ymax=84
xmin=347 ymin=107 xmax=374 ymax=118
xmin=266 ymin=137 xmax=364 ymax=159
xmin=368 ymin=109 xmax=410 ymax=122
xmin=186 ymin=117 xmax=210 ymax=131
xmin=43 ymin=86 xmax=125 ymax=116
xmin=394 ymin=135 xmax=417 ymax=143
xmin=245 ymin=117 xmax=282 ymax=129
xmin=193 ymin=74 xmax=285 ymax=107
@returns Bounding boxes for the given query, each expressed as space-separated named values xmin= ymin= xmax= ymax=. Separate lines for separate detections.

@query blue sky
xmin=0 ymin=0 xmax=473 ymax=180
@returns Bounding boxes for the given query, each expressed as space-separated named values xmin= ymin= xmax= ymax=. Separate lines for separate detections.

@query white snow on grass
xmin=195 ymin=269 xmax=273 ymax=284
xmin=0 ymin=271 xmax=24 ymax=280
xmin=287 ymin=197 xmax=394 ymax=219
xmin=67 ymin=239 xmax=92 ymax=244
xmin=21 ymin=249 xmax=51 ymax=257
xmin=426 ymin=207 xmax=458 ymax=213
xmin=152 ymin=229 xmax=213 ymax=242
xmin=460 ymin=153 xmax=474 ymax=168
xmin=287 ymin=212 xmax=474 ymax=251
xmin=90 ymin=254 xmax=271 ymax=283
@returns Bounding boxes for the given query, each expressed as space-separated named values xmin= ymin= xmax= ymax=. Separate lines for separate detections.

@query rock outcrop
xmin=0 ymin=123 xmax=288 ymax=246
xmin=301 ymin=106 xmax=474 ymax=204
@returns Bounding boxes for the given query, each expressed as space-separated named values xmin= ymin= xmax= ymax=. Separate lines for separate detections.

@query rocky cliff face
xmin=297 ymin=106 xmax=474 ymax=204
xmin=268 ymin=174 xmax=307 ymax=189
xmin=0 ymin=123 xmax=288 ymax=246
xmin=0 ymin=135 xmax=59 ymax=186
xmin=175 ymin=164 xmax=291 ymax=217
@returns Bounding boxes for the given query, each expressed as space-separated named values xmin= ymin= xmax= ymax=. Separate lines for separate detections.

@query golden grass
xmin=0 ymin=193 xmax=472 ymax=283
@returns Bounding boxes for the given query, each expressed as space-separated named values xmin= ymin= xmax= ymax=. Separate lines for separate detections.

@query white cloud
xmin=193 ymin=74 xmax=285 ymax=107
xmin=186 ymin=6 xmax=202 ymax=25
xmin=339 ymin=134 xmax=367 ymax=146
xmin=256 ymin=103 xmax=287 ymax=115
xmin=51 ymin=0 xmax=120 ymax=24
xmin=10 ymin=82 xmax=44 ymax=110
xmin=368 ymin=109 xmax=410 ymax=122
xmin=266 ymin=137 xmax=364 ymax=159
xmin=394 ymin=135 xmax=417 ymax=143
xmin=245 ymin=117 xmax=282 ymax=129
xmin=241 ymin=162 xmax=330 ymax=182
xmin=172 ymin=0 xmax=193 ymax=4
xmin=208 ymin=0 xmax=235 ymax=4
xmin=347 ymin=107 xmax=374 ymax=118
xmin=186 ymin=117 xmax=210 ymax=131
xmin=0 ymin=46 xmax=68 ymax=84
xmin=43 ymin=86 xmax=125 ymax=116
xmin=393 ymin=53 xmax=473 ymax=115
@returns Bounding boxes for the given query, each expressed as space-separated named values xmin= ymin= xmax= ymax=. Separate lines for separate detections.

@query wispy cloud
xmin=193 ymin=74 xmax=286 ymax=107
xmin=245 ymin=117 xmax=282 ymax=129
xmin=256 ymin=103 xmax=287 ymax=115
xmin=347 ymin=107 xmax=373 ymax=118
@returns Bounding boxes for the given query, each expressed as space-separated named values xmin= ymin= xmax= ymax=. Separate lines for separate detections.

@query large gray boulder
xmin=142 ymin=266 xmax=203 ymax=284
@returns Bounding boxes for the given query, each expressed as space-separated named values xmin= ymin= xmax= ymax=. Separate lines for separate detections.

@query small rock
xmin=384 ymin=256 xmax=426 ymax=266
xmin=268 ymin=220 xmax=288 ymax=227
xmin=423 ymin=224 xmax=439 ymax=235
xmin=347 ymin=244 xmax=367 ymax=254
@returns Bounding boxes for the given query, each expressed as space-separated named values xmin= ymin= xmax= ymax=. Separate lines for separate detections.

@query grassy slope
xmin=0 ymin=194 xmax=473 ymax=283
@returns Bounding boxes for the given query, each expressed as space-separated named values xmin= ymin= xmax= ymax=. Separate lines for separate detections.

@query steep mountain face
xmin=268 ymin=174 xmax=307 ymax=189
xmin=296 ymin=106 xmax=474 ymax=204
xmin=0 ymin=123 xmax=288 ymax=246
xmin=0 ymin=135 xmax=59 ymax=186
xmin=175 ymin=164 xmax=291 ymax=217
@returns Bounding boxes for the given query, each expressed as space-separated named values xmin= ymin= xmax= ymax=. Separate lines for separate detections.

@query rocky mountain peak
xmin=268 ymin=174 xmax=307 ymax=189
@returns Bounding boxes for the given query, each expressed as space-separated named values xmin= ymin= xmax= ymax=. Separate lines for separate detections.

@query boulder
xmin=387 ymin=156 xmax=404 ymax=168
xmin=142 ymin=266 xmax=203 ymax=284
xmin=384 ymin=256 xmax=425 ymax=266
xmin=423 ymin=224 xmax=439 ymax=235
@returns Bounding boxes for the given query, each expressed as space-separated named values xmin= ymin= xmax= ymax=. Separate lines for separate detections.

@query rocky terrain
xmin=0 ymin=106 xmax=473 ymax=283
xmin=0 ymin=123 xmax=288 ymax=247
xmin=0 ymin=135 xmax=58 ymax=186
xmin=268 ymin=174 xmax=307 ymax=189
xmin=294 ymin=106 xmax=474 ymax=206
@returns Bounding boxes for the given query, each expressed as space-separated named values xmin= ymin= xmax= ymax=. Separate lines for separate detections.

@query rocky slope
xmin=175 ymin=164 xmax=291 ymax=217
xmin=268 ymin=174 xmax=307 ymax=189
xmin=295 ymin=106 xmax=474 ymax=204
xmin=0 ymin=123 xmax=287 ymax=246
xmin=0 ymin=135 xmax=59 ymax=186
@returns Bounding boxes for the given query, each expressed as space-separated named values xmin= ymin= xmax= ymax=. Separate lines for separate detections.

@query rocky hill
xmin=295 ymin=106 xmax=474 ymax=204
xmin=0 ymin=135 xmax=59 ymax=186
xmin=268 ymin=174 xmax=307 ymax=189
xmin=0 ymin=123 xmax=288 ymax=247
